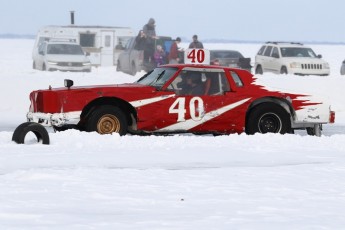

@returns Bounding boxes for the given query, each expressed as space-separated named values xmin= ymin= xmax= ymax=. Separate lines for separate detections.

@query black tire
xmin=116 ymin=61 xmax=121 ymax=72
xmin=306 ymin=124 xmax=322 ymax=137
xmin=33 ymin=61 xmax=36 ymax=69
xmin=130 ymin=62 xmax=137 ymax=76
xmin=255 ymin=65 xmax=263 ymax=75
xmin=12 ymin=122 xmax=50 ymax=144
xmin=246 ymin=103 xmax=291 ymax=135
xmin=86 ymin=106 xmax=128 ymax=136
xmin=42 ymin=64 xmax=46 ymax=71
xmin=280 ymin=66 xmax=288 ymax=74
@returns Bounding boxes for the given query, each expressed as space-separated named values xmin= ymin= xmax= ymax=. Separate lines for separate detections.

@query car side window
xmin=257 ymin=45 xmax=266 ymax=55
xmin=271 ymin=47 xmax=279 ymax=58
xmin=167 ymin=70 xmax=229 ymax=96
xmin=203 ymin=72 xmax=230 ymax=95
xmin=230 ymin=71 xmax=244 ymax=87
xmin=263 ymin=46 xmax=273 ymax=56
xmin=38 ymin=43 xmax=45 ymax=55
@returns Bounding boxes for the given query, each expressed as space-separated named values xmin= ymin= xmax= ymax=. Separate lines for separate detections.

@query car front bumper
xmin=27 ymin=111 xmax=81 ymax=127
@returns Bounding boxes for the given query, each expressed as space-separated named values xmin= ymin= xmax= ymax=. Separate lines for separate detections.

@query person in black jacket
xmin=134 ymin=30 xmax=146 ymax=50
xmin=189 ymin=35 xmax=204 ymax=49
xmin=143 ymin=18 xmax=157 ymax=65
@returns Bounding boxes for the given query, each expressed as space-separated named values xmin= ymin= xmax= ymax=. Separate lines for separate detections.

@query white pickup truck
xmin=116 ymin=36 xmax=173 ymax=75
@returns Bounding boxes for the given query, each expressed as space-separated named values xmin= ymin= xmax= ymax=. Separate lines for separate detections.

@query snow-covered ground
xmin=1 ymin=39 xmax=345 ymax=229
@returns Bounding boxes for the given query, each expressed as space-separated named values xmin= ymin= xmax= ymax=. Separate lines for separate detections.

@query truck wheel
xmin=86 ymin=106 xmax=128 ymax=135
xmin=12 ymin=122 xmax=50 ymax=144
xmin=33 ymin=61 xmax=36 ymax=69
xmin=42 ymin=64 xmax=46 ymax=71
xmin=280 ymin=66 xmax=288 ymax=74
xmin=116 ymin=61 xmax=121 ymax=72
xmin=130 ymin=62 xmax=137 ymax=76
xmin=246 ymin=103 xmax=291 ymax=135
xmin=255 ymin=65 xmax=263 ymax=74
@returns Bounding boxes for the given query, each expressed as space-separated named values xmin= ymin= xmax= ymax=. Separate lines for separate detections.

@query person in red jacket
xmin=168 ymin=37 xmax=181 ymax=64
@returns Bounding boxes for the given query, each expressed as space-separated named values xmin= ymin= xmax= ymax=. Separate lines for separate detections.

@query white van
xmin=33 ymin=39 xmax=92 ymax=72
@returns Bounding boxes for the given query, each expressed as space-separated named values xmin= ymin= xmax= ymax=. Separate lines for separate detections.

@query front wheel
xmin=280 ymin=66 xmax=288 ymax=74
xmin=86 ymin=106 xmax=128 ymax=135
xmin=116 ymin=61 xmax=121 ymax=72
xmin=255 ymin=65 xmax=263 ymax=75
xmin=130 ymin=62 xmax=137 ymax=76
xmin=246 ymin=103 xmax=291 ymax=135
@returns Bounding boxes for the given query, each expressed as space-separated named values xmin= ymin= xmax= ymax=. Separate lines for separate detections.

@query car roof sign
xmin=184 ymin=49 xmax=210 ymax=65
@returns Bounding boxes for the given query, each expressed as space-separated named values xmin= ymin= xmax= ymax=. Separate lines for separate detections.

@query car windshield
xmin=47 ymin=44 xmax=84 ymax=55
xmin=280 ymin=47 xmax=317 ymax=58
xmin=136 ymin=67 xmax=178 ymax=89
xmin=210 ymin=51 xmax=243 ymax=59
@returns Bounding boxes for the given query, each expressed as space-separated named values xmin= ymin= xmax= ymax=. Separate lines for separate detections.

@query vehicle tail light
xmin=329 ymin=111 xmax=335 ymax=123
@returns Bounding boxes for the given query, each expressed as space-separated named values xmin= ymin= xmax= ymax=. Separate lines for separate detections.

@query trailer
xmin=32 ymin=25 xmax=134 ymax=67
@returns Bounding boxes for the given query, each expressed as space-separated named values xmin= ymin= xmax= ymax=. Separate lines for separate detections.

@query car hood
xmin=46 ymin=54 xmax=90 ymax=62
xmin=36 ymin=83 xmax=157 ymax=97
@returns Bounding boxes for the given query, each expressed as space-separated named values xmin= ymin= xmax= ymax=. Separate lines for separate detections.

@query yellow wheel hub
xmin=97 ymin=114 xmax=121 ymax=134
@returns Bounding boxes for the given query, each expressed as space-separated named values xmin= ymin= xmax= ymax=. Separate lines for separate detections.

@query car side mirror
xmin=317 ymin=54 xmax=322 ymax=58
xmin=64 ymin=79 xmax=74 ymax=89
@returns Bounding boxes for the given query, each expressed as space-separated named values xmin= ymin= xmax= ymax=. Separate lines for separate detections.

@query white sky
xmin=1 ymin=0 xmax=345 ymax=42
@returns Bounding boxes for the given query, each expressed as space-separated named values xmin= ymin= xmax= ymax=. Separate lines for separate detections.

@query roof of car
xmin=265 ymin=41 xmax=308 ymax=48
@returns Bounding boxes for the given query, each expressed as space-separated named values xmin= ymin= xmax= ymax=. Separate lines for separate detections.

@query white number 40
xmin=169 ymin=97 xmax=204 ymax=121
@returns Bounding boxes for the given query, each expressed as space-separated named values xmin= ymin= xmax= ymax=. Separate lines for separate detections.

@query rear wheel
xmin=246 ymin=103 xmax=291 ymax=134
xmin=280 ymin=66 xmax=288 ymax=74
xmin=306 ymin=124 xmax=322 ymax=137
xmin=116 ymin=61 xmax=121 ymax=72
xmin=130 ymin=62 xmax=137 ymax=76
xmin=86 ymin=105 xmax=128 ymax=135
xmin=42 ymin=63 xmax=46 ymax=71
xmin=255 ymin=65 xmax=263 ymax=74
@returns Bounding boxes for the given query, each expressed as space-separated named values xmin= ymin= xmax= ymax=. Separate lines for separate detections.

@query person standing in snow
xmin=188 ymin=34 xmax=204 ymax=49
xmin=143 ymin=18 xmax=157 ymax=66
xmin=169 ymin=37 xmax=182 ymax=64
xmin=153 ymin=45 xmax=166 ymax=67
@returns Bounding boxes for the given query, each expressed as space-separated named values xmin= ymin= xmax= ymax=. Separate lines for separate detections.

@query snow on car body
xmin=27 ymin=64 xmax=335 ymax=136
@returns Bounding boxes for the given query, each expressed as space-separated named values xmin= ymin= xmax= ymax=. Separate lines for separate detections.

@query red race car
xmin=26 ymin=64 xmax=335 ymax=137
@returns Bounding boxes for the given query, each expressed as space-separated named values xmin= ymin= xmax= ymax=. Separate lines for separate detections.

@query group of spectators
xmin=134 ymin=18 xmax=204 ymax=67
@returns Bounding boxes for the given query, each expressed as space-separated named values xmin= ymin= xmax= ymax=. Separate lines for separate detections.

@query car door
xmin=36 ymin=43 xmax=46 ymax=70
xmin=119 ymin=38 xmax=134 ymax=72
xmin=262 ymin=45 xmax=275 ymax=72
xmin=270 ymin=47 xmax=282 ymax=73
xmin=137 ymin=67 xmax=247 ymax=134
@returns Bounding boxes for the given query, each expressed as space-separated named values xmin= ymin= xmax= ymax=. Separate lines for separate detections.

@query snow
xmin=1 ymin=39 xmax=345 ymax=229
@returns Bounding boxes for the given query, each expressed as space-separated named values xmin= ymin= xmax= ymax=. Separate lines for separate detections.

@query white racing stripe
xmin=158 ymin=98 xmax=251 ymax=131
xmin=130 ymin=95 xmax=175 ymax=107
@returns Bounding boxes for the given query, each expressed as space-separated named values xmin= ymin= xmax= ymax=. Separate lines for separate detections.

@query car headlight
xmin=323 ymin=63 xmax=330 ymax=69
xmin=83 ymin=62 xmax=91 ymax=66
xmin=47 ymin=61 xmax=58 ymax=65
xmin=290 ymin=62 xmax=301 ymax=68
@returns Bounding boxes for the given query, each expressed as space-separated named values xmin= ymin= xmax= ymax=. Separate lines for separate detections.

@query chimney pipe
xmin=70 ymin=11 xmax=75 ymax=25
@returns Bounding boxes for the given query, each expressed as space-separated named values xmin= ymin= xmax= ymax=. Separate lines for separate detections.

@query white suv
xmin=33 ymin=40 xmax=91 ymax=72
xmin=255 ymin=42 xmax=330 ymax=76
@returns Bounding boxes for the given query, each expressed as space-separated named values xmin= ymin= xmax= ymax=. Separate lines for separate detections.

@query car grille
xmin=57 ymin=62 xmax=83 ymax=67
xmin=301 ymin=64 xmax=322 ymax=70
